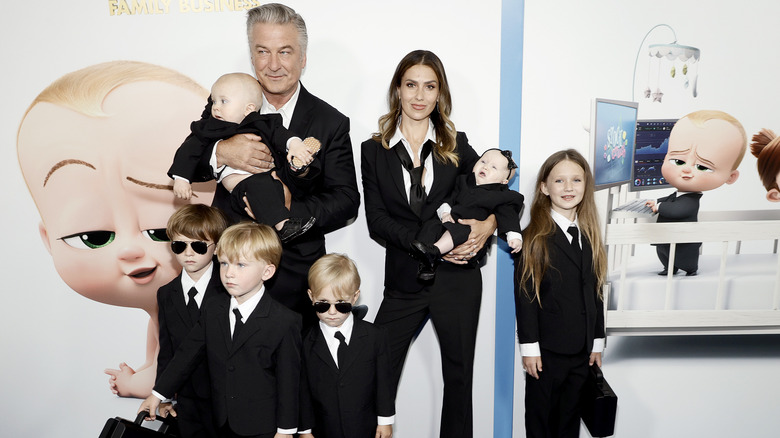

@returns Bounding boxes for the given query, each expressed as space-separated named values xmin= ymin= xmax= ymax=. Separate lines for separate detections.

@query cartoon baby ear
xmin=767 ymin=188 xmax=780 ymax=202
xmin=39 ymin=222 xmax=52 ymax=255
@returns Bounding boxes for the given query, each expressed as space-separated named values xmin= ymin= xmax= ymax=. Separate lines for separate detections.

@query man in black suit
xmin=192 ymin=3 xmax=360 ymax=328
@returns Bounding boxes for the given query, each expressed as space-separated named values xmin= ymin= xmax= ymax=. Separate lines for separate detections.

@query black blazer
xmin=361 ymin=132 xmax=480 ymax=293
xmin=656 ymin=191 xmax=701 ymax=223
xmin=299 ymin=319 xmax=395 ymax=438
xmin=449 ymin=173 xmax=525 ymax=238
xmin=154 ymin=292 xmax=302 ymax=436
xmin=156 ymin=260 xmax=225 ymax=400
xmin=515 ymin=225 xmax=605 ymax=355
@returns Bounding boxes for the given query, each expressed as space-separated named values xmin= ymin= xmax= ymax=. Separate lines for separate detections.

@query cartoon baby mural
xmin=645 ymin=110 xmax=747 ymax=276
xmin=750 ymin=129 xmax=780 ymax=202
xmin=17 ymin=61 xmax=213 ymax=398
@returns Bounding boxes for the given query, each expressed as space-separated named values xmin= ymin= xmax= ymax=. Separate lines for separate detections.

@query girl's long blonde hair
xmin=518 ymin=149 xmax=607 ymax=305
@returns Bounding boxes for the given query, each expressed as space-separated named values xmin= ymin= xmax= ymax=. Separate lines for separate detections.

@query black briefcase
xmin=99 ymin=411 xmax=179 ymax=438
xmin=580 ymin=364 xmax=618 ymax=437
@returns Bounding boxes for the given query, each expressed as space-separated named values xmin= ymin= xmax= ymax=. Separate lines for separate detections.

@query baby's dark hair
xmin=167 ymin=204 xmax=229 ymax=243
xmin=481 ymin=148 xmax=518 ymax=180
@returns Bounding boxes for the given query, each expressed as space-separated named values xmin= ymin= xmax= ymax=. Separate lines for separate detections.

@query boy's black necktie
xmin=394 ymin=141 xmax=432 ymax=217
xmin=187 ymin=287 xmax=199 ymax=322
xmin=568 ymin=224 xmax=581 ymax=255
xmin=233 ymin=308 xmax=244 ymax=340
xmin=334 ymin=331 xmax=347 ymax=369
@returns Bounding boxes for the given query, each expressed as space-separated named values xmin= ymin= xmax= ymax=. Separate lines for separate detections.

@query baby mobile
xmin=632 ymin=24 xmax=701 ymax=103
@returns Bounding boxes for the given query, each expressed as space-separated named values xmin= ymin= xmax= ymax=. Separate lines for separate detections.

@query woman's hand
xmin=442 ymin=214 xmax=497 ymax=264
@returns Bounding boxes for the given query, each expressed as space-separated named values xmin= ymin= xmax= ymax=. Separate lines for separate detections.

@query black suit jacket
xmin=299 ymin=319 xmax=395 ymax=438
xmin=169 ymin=110 xmax=316 ymax=196
xmin=194 ymin=84 xmax=360 ymax=314
xmin=156 ymin=260 xmax=225 ymax=400
xmin=361 ymin=132 xmax=480 ymax=293
xmin=515 ymin=226 xmax=605 ymax=355
xmin=448 ymin=172 xmax=525 ymax=239
xmin=154 ymin=292 xmax=302 ymax=436
xmin=656 ymin=191 xmax=701 ymax=223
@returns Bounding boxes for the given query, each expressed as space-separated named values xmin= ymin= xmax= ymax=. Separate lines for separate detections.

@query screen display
xmin=630 ymin=119 xmax=677 ymax=192
xmin=591 ymin=99 xmax=639 ymax=190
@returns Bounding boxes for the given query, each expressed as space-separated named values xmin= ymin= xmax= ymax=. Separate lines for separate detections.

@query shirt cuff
xmin=151 ymin=390 xmax=170 ymax=403
xmin=378 ymin=415 xmax=395 ymax=425
xmin=506 ymin=231 xmax=522 ymax=243
xmin=172 ymin=175 xmax=190 ymax=183
xmin=520 ymin=342 xmax=541 ymax=357
xmin=210 ymin=139 xmax=225 ymax=177
xmin=437 ymin=203 xmax=452 ymax=220
xmin=298 ymin=430 xmax=312 ymax=435
xmin=277 ymin=427 xmax=297 ymax=435
xmin=285 ymin=136 xmax=302 ymax=151
xmin=591 ymin=338 xmax=605 ymax=353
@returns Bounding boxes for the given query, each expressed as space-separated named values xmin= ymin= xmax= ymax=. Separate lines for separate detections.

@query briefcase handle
xmin=135 ymin=410 xmax=178 ymax=433
xmin=590 ymin=363 xmax=604 ymax=383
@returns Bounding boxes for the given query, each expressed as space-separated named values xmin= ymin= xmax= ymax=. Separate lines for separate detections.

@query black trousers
xmin=374 ymin=263 xmax=482 ymax=438
xmin=524 ymin=348 xmax=589 ymax=438
xmin=656 ymin=242 xmax=701 ymax=273
xmin=176 ymin=394 xmax=217 ymax=438
xmin=229 ymin=171 xmax=289 ymax=226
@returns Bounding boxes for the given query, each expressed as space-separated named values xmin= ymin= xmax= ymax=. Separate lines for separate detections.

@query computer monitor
xmin=629 ymin=119 xmax=677 ymax=192
xmin=590 ymin=98 xmax=639 ymax=191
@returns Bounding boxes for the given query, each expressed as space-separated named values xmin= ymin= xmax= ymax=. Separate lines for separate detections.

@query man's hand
xmin=376 ymin=424 xmax=393 ymax=438
xmin=216 ymin=133 xmax=273 ymax=173
xmin=158 ymin=402 xmax=177 ymax=418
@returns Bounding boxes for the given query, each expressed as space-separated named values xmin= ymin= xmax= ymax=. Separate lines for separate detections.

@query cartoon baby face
xmin=661 ymin=117 xmax=743 ymax=193
xmin=18 ymin=79 xmax=211 ymax=311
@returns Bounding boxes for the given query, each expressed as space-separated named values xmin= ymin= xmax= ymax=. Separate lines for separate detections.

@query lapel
xmin=385 ymin=141 xmax=410 ymax=205
xmin=310 ymin=328 xmax=339 ymax=374
xmin=213 ymin=297 xmax=233 ymax=353
xmin=552 ymin=225 xmax=582 ymax=268
xmin=339 ymin=320 xmax=367 ymax=374
xmin=229 ymin=292 xmax=272 ymax=355
xmin=289 ymin=83 xmax=313 ymax=135
xmin=170 ymin=274 xmax=191 ymax=325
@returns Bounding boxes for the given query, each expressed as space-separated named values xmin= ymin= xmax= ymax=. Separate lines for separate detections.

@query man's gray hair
xmin=246 ymin=3 xmax=308 ymax=56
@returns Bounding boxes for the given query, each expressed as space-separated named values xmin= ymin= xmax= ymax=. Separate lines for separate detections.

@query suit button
xmin=228 ymin=365 xmax=235 ymax=372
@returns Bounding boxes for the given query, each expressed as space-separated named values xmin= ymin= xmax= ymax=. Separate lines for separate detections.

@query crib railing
xmin=604 ymin=218 xmax=780 ymax=335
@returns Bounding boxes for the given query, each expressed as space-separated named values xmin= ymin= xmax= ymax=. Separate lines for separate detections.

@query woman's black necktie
xmin=394 ymin=141 xmax=432 ymax=217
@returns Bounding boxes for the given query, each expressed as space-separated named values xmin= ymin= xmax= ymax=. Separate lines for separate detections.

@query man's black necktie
xmin=394 ymin=141 xmax=433 ymax=217
xmin=334 ymin=331 xmax=347 ymax=369
xmin=233 ymin=308 xmax=244 ymax=341
xmin=568 ymin=224 xmax=582 ymax=255
xmin=187 ymin=287 xmax=199 ymax=322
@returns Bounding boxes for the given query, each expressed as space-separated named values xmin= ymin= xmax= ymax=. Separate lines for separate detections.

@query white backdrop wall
xmin=0 ymin=1 xmax=502 ymax=436
xmin=515 ymin=1 xmax=780 ymax=437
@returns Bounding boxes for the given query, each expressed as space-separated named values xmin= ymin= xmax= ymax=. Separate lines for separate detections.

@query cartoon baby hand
xmin=105 ymin=362 xmax=136 ymax=397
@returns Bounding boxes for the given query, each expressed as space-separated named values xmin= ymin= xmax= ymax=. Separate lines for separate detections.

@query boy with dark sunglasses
xmin=298 ymin=254 xmax=395 ymax=438
xmin=153 ymin=203 xmax=229 ymax=438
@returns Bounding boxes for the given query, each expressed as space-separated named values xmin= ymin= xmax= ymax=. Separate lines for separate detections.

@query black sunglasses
xmin=312 ymin=301 xmax=353 ymax=314
xmin=171 ymin=240 xmax=213 ymax=255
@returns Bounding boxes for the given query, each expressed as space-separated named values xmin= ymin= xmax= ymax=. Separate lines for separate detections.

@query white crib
xmin=604 ymin=210 xmax=780 ymax=335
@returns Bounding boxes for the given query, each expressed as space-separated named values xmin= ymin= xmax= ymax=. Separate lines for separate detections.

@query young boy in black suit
xmin=298 ymin=254 xmax=395 ymax=438
xmin=156 ymin=204 xmax=229 ymax=438
xmin=140 ymin=222 xmax=302 ymax=438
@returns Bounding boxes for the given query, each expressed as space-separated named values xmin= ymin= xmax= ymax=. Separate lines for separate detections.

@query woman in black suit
xmin=361 ymin=50 xmax=496 ymax=438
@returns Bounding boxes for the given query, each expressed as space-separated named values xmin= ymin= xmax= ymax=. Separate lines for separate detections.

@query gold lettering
xmin=131 ymin=0 xmax=148 ymax=14
xmin=179 ymin=0 xmax=189 ymax=13
xmin=160 ymin=0 xmax=171 ymax=13
xmin=117 ymin=0 xmax=131 ymax=14
xmin=108 ymin=0 xmax=119 ymax=15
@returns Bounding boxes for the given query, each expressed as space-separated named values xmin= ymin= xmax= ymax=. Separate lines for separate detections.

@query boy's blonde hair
xmin=308 ymin=253 xmax=360 ymax=301
xmin=167 ymin=204 xmax=228 ymax=243
xmin=216 ymin=222 xmax=282 ymax=266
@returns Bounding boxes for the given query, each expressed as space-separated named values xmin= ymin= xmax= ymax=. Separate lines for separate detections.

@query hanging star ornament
xmin=652 ymin=88 xmax=664 ymax=103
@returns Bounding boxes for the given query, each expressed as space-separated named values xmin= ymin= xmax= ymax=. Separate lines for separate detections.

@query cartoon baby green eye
xmin=143 ymin=228 xmax=170 ymax=242
xmin=60 ymin=231 xmax=116 ymax=249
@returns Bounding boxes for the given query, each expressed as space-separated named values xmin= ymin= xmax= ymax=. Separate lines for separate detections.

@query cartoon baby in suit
xmin=645 ymin=110 xmax=747 ymax=276
xmin=17 ymin=61 xmax=213 ymax=398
